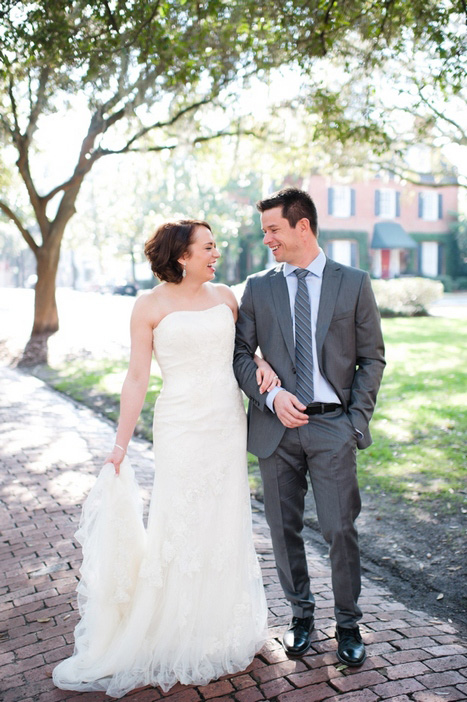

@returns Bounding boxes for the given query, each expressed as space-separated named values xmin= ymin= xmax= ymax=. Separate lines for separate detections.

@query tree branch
xmin=14 ymin=140 xmax=49 ymax=236
xmin=25 ymin=67 xmax=50 ymax=142
xmin=414 ymin=85 xmax=467 ymax=142
xmin=41 ymin=105 xmax=127 ymax=204
xmin=99 ymin=127 xmax=269 ymax=154
xmin=6 ymin=69 xmax=51 ymax=234
xmin=333 ymin=157 xmax=465 ymax=188
xmin=42 ymin=151 xmax=104 ymax=203
xmin=96 ymin=97 xmax=214 ymax=155
xmin=318 ymin=0 xmax=338 ymax=55
xmin=102 ymin=0 xmax=120 ymax=32
xmin=0 ymin=200 xmax=39 ymax=253
xmin=0 ymin=110 xmax=14 ymax=137
xmin=8 ymin=78 xmax=20 ymax=135
xmin=120 ymin=1 xmax=162 ymax=51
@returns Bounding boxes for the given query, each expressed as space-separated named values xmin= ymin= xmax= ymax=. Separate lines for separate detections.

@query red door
xmin=381 ymin=249 xmax=390 ymax=279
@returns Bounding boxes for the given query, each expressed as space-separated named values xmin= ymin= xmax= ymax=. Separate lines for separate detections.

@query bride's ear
xmin=177 ymin=250 xmax=190 ymax=266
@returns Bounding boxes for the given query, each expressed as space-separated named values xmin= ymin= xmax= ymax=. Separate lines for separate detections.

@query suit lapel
xmin=269 ymin=265 xmax=295 ymax=362
xmin=316 ymin=259 xmax=342 ymax=358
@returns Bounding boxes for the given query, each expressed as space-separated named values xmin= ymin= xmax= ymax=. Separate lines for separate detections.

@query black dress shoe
xmin=282 ymin=616 xmax=314 ymax=656
xmin=335 ymin=626 xmax=366 ymax=667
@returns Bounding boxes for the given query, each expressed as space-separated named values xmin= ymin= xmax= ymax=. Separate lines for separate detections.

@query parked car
xmin=112 ymin=282 xmax=138 ymax=296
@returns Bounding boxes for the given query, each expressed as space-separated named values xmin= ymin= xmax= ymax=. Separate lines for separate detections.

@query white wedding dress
xmin=53 ymin=303 xmax=268 ymax=698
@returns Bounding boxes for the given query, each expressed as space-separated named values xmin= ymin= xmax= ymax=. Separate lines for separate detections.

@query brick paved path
xmin=1 ymin=365 xmax=466 ymax=702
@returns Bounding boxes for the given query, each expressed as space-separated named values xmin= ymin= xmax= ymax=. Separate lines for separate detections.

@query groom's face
xmin=261 ymin=207 xmax=303 ymax=265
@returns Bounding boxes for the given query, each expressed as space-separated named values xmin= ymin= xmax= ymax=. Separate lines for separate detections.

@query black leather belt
xmin=304 ymin=403 xmax=342 ymax=415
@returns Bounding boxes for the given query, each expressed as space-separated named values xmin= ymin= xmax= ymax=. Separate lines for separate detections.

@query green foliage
xmin=1 ymin=1 xmax=463 ymax=130
xmin=450 ymin=214 xmax=467 ymax=263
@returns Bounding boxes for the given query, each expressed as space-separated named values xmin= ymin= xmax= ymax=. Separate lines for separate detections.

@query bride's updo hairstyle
xmin=144 ymin=219 xmax=211 ymax=283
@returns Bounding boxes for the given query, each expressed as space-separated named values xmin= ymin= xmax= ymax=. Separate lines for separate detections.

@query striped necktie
xmin=294 ymin=268 xmax=314 ymax=405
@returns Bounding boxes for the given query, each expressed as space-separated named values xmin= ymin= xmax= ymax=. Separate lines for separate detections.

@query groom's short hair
xmin=256 ymin=187 xmax=318 ymax=236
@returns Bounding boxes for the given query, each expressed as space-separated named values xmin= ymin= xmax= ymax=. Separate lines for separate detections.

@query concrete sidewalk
xmin=1 ymin=366 xmax=466 ymax=702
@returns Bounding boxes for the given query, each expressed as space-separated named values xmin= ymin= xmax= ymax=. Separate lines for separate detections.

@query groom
xmin=233 ymin=187 xmax=385 ymax=666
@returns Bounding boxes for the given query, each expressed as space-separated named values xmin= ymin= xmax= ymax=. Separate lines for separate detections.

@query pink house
xmin=305 ymin=174 xmax=459 ymax=278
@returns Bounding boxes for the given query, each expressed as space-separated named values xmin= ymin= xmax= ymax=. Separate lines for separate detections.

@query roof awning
xmin=371 ymin=222 xmax=418 ymax=249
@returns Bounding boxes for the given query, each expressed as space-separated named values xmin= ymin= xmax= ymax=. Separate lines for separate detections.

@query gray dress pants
xmin=258 ymin=408 xmax=362 ymax=628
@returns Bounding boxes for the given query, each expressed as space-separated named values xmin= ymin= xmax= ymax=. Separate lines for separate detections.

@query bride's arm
xmin=104 ymin=296 xmax=154 ymax=473
xmin=218 ymin=283 xmax=281 ymax=394
xmin=217 ymin=285 xmax=281 ymax=395
xmin=254 ymin=354 xmax=281 ymax=395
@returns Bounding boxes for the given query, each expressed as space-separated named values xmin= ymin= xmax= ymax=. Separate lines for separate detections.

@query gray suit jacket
xmin=233 ymin=258 xmax=386 ymax=459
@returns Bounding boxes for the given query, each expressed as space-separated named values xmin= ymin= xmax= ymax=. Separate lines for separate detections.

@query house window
xmin=375 ymin=189 xmax=401 ymax=218
xmin=419 ymin=241 xmax=440 ymax=277
xmin=327 ymin=240 xmax=358 ymax=267
xmin=418 ymin=192 xmax=443 ymax=221
xmin=328 ymin=187 xmax=356 ymax=218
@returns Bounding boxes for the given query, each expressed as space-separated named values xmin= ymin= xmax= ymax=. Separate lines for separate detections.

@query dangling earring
xmin=182 ymin=263 xmax=186 ymax=278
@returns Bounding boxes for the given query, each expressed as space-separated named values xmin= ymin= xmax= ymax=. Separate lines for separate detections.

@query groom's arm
xmin=233 ymin=278 xmax=268 ymax=412
xmin=347 ymin=273 xmax=386 ymax=434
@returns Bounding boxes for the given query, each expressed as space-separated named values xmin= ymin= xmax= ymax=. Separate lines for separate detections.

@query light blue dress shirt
xmin=266 ymin=249 xmax=341 ymax=412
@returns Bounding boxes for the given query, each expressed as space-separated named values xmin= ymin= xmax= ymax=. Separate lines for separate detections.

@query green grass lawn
xmin=36 ymin=316 xmax=466 ymax=514
xmin=357 ymin=316 xmax=466 ymax=514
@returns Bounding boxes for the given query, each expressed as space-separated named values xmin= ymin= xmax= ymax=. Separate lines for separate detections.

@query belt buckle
xmin=304 ymin=403 xmax=321 ymax=416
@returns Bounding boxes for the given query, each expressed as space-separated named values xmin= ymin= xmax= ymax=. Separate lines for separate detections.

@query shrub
xmin=453 ymin=277 xmax=467 ymax=291
xmin=436 ymin=275 xmax=453 ymax=292
xmin=371 ymin=277 xmax=444 ymax=316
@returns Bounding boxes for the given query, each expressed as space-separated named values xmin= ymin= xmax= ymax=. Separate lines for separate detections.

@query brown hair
xmin=144 ymin=219 xmax=211 ymax=283
xmin=256 ymin=187 xmax=318 ymax=236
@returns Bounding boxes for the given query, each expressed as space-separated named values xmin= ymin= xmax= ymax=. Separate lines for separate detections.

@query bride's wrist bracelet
xmin=114 ymin=443 xmax=126 ymax=452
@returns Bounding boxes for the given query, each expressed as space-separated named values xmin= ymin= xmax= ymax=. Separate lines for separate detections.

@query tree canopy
xmin=0 ymin=0 xmax=465 ymax=362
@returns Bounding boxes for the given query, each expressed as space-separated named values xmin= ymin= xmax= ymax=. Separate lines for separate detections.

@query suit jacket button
xmin=292 ymin=368 xmax=296 ymax=374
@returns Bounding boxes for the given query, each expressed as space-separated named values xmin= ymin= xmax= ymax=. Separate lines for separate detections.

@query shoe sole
xmin=283 ymin=639 xmax=313 ymax=657
xmin=336 ymin=649 xmax=367 ymax=667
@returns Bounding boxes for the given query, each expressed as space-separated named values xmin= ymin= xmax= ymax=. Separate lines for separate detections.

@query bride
xmin=53 ymin=219 xmax=279 ymax=698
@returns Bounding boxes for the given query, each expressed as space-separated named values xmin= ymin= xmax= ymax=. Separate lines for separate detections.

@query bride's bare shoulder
xmin=209 ymin=283 xmax=238 ymax=317
xmin=132 ymin=285 xmax=167 ymax=323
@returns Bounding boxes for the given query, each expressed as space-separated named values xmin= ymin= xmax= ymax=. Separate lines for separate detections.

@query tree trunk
xmin=18 ymin=239 xmax=62 ymax=366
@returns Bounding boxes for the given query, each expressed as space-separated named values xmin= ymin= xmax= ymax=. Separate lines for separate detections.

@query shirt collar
xmin=283 ymin=248 xmax=326 ymax=278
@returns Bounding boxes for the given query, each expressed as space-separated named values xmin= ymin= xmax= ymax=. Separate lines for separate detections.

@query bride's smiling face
xmin=184 ymin=226 xmax=220 ymax=281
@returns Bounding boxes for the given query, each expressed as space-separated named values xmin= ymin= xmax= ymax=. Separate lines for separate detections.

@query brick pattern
xmin=1 ymin=366 xmax=466 ymax=702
